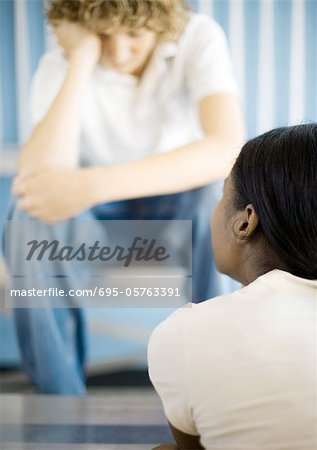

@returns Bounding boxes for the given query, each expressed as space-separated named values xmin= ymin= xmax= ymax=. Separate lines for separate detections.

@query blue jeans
xmin=3 ymin=183 xmax=237 ymax=394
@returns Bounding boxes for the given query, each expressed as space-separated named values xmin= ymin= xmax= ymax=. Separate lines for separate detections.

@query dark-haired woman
xmin=148 ymin=124 xmax=317 ymax=450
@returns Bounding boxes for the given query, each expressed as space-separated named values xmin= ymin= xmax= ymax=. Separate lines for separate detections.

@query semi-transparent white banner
xmin=4 ymin=219 xmax=192 ymax=308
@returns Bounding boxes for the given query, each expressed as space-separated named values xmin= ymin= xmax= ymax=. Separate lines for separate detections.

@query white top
xmin=30 ymin=13 xmax=238 ymax=166
xmin=148 ymin=270 xmax=317 ymax=450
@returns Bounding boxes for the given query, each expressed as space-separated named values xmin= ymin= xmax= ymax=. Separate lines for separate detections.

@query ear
xmin=233 ymin=204 xmax=259 ymax=241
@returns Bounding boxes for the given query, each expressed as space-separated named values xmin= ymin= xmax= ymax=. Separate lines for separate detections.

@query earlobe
xmin=233 ymin=204 xmax=259 ymax=241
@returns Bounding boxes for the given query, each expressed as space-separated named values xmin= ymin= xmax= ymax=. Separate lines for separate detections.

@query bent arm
xmin=88 ymin=93 xmax=245 ymax=203
xmin=18 ymin=23 xmax=101 ymax=176
xmin=18 ymin=59 xmax=89 ymax=174
xmin=12 ymin=93 xmax=245 ymax=221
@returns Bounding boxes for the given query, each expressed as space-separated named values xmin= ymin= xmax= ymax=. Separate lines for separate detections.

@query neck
xmin=237 ymin=239 xmax=288 ymax=286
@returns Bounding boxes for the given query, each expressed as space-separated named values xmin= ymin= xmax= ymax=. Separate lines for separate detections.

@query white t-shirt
xmin=30 ymin=13 xmax=238 ymax=166
xmin=148 ymin=270 xmax=317 ymax=450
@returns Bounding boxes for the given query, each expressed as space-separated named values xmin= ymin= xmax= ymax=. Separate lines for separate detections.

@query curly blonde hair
xmin=46 ymin=0 xmax=190 ymax=40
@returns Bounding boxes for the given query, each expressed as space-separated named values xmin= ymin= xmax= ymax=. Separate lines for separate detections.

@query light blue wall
xmin=0 ymin=0 xmax=18 ymax=145
xmin=305 ymin=0 xmax=317 ymax=121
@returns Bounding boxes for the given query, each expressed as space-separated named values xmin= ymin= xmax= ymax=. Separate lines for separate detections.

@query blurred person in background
xmin=7 ymin=0 xmax=244 ymax=394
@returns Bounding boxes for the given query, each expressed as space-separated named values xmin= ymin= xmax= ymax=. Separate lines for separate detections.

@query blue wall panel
xmin=26 ymin=0 xmax=45 ymax=77
xmin=244 ymin=0 xmax=260 ymax=138
xmin=213 ymin=0 xmax=230 ymax=35
xmin=0 ymin=0 xmax=18 ymax=145
xmin=274 ymin=0 xmax=292 ymax=127
xmin=305 ymin=0 xmax=317 ymax=122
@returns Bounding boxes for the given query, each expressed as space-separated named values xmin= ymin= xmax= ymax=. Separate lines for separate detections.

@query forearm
xmin=90 ymin=137 xmax=241 ymax=204
xmin=18 ymin=56 xmax=92 ymax=175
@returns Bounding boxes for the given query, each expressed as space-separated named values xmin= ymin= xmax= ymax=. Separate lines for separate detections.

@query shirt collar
xmin=260 ymin=269 xmax=317 ymax=294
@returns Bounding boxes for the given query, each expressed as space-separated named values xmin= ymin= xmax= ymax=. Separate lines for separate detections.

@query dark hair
xmin=231 ymin=123 xmax=317 ymax=280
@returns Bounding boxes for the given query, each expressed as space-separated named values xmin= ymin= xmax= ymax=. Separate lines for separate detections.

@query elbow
xmin=202 ymin=133 xmax=245 ymax=182
xmin=227 ymin=118 xmax=247 ymax=157
xmin=219 ymin=137 xmax=243 ymax=177
xmin=211 ymin=126 xmax=246 ymax=158
xmin=218 ymin=124 xmax=246 ymax=153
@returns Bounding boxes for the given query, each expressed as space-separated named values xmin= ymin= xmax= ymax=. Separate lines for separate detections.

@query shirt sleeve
xmin=30 ymin=49 xmax=68 ymax=125
xmin=184 ymin=15 xmax=239 ymax=103
xmin=147 ymin=307 xmax=198 ymax=436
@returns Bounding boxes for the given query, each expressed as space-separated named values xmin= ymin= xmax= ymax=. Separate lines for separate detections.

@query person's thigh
xmin=91 ymin=199 xmax=135 ymax=220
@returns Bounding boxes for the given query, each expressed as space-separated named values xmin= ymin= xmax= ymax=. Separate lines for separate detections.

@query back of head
xmin=231 ymin=123 xmax=317 ymax=280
